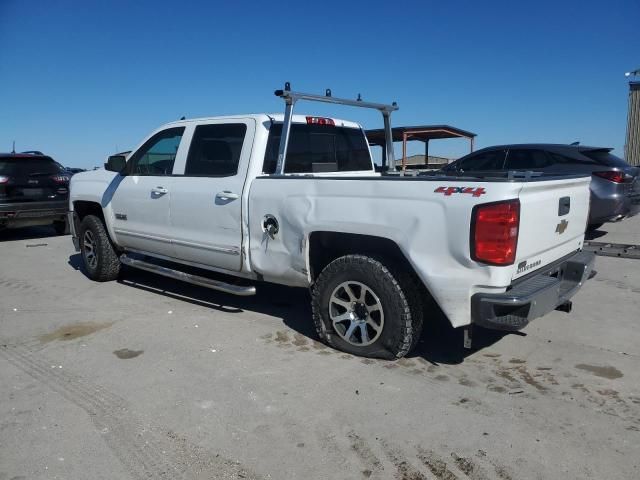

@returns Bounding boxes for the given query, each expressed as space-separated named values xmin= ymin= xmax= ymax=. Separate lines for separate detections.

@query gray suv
xmin=442 ymin=144 xmax=640 ymax=229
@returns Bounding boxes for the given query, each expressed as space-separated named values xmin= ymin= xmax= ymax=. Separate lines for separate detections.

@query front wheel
xmin=79 ymin=215 xmax=121 ymax=281
xmin=311 ymin=255 xmax=422 ymax=359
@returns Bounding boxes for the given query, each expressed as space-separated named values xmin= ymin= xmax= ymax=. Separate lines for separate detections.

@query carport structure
xmin=366 ymin=125 xmax=476 ymax=171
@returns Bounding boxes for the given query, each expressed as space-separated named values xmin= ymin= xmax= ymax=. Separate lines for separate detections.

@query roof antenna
xmin=12 ymin=140 xmax=15 ymax=154
xmin=180 ymin=116 xmax=186 ymax=120
xmin=570 ymin=141 xmax=580 ymax=146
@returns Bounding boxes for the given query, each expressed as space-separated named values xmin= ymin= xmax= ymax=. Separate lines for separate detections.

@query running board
xmin=120 ymin=255 xmax=256 ymax=296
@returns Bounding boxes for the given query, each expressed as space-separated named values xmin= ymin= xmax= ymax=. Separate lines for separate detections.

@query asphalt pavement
xmin=1 ymin=219 xmax=639 ymax=480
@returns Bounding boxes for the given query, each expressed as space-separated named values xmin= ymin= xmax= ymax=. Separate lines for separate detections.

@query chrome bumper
xmin=471 ymin=250 xmax=595 ymax=331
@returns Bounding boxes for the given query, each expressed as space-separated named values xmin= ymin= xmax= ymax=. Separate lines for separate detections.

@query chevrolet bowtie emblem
xmin=555 ymin=219 xmax=569 ymax=234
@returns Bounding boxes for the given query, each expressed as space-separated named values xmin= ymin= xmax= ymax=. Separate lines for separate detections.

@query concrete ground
xmin=0 ymin=219 xmax=639 ymax=480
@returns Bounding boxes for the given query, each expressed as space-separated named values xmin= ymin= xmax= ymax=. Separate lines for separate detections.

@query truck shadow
xmin=68 ymin=253 xmax=513 ymax=365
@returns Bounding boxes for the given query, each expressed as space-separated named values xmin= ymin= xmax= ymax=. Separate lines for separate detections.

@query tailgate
xmin=513 ymin=176 xmax=591 ymax=280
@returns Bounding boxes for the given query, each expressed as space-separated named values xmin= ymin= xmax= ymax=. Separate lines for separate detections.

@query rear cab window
xmin=263 ymin=123 xmax=373 ymax=174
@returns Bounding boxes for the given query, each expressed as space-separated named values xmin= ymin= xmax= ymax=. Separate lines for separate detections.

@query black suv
xmin=0 ymin=153 xmax=69 ymax=234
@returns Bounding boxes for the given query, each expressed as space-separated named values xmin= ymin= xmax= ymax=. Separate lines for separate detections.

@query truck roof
xmin=161 ymin=114 xmax=363 ymax=130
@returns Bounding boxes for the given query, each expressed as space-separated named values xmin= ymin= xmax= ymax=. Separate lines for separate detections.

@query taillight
xmin=593 ymin=171 xmax=626 ymax=183
xmin=0 ymin=175 xmax=9 ymax=184
xmin=471 ymin=199 xmax=520 ymax=266
xmin=305 ymin=116 xmax=335 ymax=126
xmin=51 ymin=174 xmax=70 ymax=184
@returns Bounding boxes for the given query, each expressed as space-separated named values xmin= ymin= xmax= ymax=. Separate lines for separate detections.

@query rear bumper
xmin=589 ymin=188 xmax=640 ymax=224
xmin=471 ymin=250 xmax=595 ymax=331
xmin=0 ymin=201 xmax=67 ymax=227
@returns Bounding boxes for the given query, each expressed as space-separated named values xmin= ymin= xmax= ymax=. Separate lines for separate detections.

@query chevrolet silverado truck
xmin=68 ymin=85 xmax=595 ymax=359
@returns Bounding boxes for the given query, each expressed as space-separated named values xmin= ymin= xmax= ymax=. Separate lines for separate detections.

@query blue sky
xmin=0 ymin=0 xmax=638 ymax=168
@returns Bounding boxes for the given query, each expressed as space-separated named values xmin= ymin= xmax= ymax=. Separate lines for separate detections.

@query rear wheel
xmin=312 ymin=255 xmax=422 ymax=359
xmin=79 ymin=215 xmax=121 ymax=281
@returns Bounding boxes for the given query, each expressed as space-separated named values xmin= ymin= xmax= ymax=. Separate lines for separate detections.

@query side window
xmin=184 ymin=124 xmax=247 ymax=176
xmin=505 ymin=149 xmax=552 ymax=170
xmin=457 ymin=150 xmax=506 ymax=171
xmin=548 ymin=151 xmax=596 ymax=165
xmin=128 ymin=127 xmax=184 ymax=176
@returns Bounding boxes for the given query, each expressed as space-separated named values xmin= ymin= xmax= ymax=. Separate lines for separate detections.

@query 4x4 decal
xmin=434 ymin=186 xmax=486 ymax=197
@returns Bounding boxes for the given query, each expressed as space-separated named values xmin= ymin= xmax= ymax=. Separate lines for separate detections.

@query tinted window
xmin=455 ymin=150 xmax=506 ymax=171
xmin=505 ymin=149 xmax=552 ymax=170
xmin=128 ymin=127 xmax=184 ymax=175
xmin=0 ymin=157 xmax=64 ymax=176
xmin=185 ymin=124 xmax=247 ymax=176
xmin=263 ymin=124 xmax=372 ymax=174
xmin=546 ymin=152 xmax=591 ymax=165
xmin=582 ymin=150 xmax=628 ymax=167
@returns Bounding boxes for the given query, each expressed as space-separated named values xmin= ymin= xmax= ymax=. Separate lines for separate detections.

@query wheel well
xmin=308 ymin=231 xmax=416 ymax=282
xmin=73 ymin=201 xmax=105 ymax=223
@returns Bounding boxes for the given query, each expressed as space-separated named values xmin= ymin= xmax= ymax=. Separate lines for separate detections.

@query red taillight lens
xmin=593 ymin=171 xmax=626 ymax=183
xmin=305 ymin=116 xmax=335 ymax=126
xmin=0 ymin=175 xmax=9 ymax=184
xmin=51 ymin=174 xmax=70 ymax=184
xmin=472 ymin=199 xmax=520 ymax=266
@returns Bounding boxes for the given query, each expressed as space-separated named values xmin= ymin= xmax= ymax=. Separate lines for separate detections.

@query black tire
xmin=78 ymin=215 xmax=121 ymax=281
xmin=53 ymin=220 xmax=67 ymax=235
xmin=311 ymin=255 xmax=422 ymax=359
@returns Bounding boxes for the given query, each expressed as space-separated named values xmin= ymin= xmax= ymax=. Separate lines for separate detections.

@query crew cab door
xmin=108 ymin=127 xmax=185 ymax=257
xmin=169 ymin=120 xmax=254 ymax=271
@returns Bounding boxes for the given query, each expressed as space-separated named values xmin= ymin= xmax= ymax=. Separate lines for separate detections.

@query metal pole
xmin=383 ymin=112 xmax=395 ymax=171
xmin=402 ymin=132 xmax=407 ymax=173
xmin=424 ymin=139 xmax=429 ymax=165
xmin=275 ymin=98 xmax=295 ymax=175
xmin=274 ymin=84 xmax=398 ymax=174
xmin=625 ymin=82 xmax=640 ymax=166
xmin=470 ymin=137 xmax=474 ymax=153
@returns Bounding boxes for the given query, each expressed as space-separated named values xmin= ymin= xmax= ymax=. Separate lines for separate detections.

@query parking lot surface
xmin=1 ymin=220 xmax=639 ymax=480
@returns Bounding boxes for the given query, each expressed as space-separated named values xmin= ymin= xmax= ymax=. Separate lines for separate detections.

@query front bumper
xmin=0 ymin=201 xmax=67 ymax=227
xmin=471 ymin=250 xmax=595 ymax=331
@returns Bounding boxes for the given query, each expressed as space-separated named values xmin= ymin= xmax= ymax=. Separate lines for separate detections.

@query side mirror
xmin=105 ymin=154 xmax=127 ymax=173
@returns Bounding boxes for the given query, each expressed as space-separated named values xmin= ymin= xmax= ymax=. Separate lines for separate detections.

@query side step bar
xmin=120 ymin=255 xmax=256 ymax=296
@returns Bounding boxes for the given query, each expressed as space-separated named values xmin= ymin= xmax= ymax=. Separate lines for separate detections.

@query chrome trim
xmin=113 ymin=228 xmax=172 ymax=244
xmin=120 ymin=254 xmax=256 ymax=296
xmin=172 ymin=238 xmax=240 ymax=255
xmin=114 ymin=228 xmax=240 ymax=255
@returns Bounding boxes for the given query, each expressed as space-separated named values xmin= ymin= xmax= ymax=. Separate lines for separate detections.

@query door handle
xmin=215 ymin=191 xmax=239 ymax=200
xmin=151 ymin=186 xmax=168 ymax=195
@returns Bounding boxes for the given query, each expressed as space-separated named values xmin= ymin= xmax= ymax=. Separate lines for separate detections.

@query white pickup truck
xmin=69 ymin=86 xmax=595 ymax=359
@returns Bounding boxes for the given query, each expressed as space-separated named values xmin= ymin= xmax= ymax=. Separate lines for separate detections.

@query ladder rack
xmin=273 ymin=82 xmax=399 ymax=175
